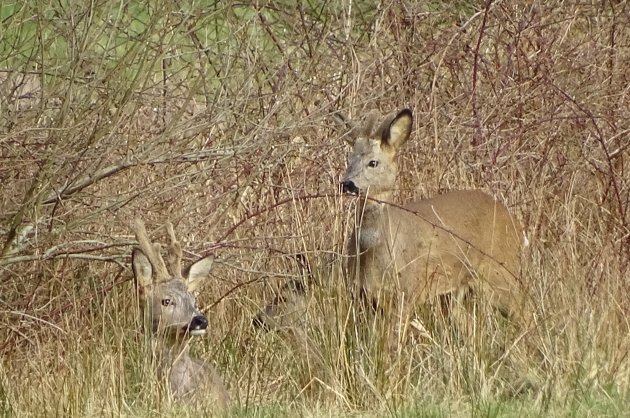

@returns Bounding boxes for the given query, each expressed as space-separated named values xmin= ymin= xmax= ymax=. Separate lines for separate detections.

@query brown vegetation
xmin=0 ymin=0 xmax=628 ymax=415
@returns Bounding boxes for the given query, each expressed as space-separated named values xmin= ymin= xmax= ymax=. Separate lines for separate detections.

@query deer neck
xmin=151 ymin=330 xmax=193 ymax=366
xmin=355 ymin=189 xmax=392 ymax=214
xmin=155 ymin=338 xmax=202 ymax=399
xmin=354 ymin=192 xmax=393 ymax=250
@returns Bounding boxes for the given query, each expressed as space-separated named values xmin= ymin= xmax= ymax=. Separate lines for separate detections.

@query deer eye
xmin=368 ymin=160 xmax=379 ymax=168
xmin=161 ymin=298 xmax=172 ymax=307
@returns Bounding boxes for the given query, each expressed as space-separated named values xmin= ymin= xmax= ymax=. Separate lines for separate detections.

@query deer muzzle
xmin=341 ymin=180 xmax=359 ymax=195
xmin=188 ymin=315 xmax=209 ymax=336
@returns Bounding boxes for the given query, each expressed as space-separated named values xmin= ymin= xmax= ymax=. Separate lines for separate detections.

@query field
xmin=1 ymin=0 xmax=629 ymax=416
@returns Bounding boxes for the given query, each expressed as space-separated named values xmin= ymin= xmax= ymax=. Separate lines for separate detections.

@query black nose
xmin=341 ymin=180 xmax=359 ymax=195
xmin=190 ymin=315 xmax=208 ymax=330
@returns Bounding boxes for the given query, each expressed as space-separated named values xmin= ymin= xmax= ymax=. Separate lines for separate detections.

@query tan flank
xmin=340 ymin=109 xmax=531 ymax=340
xmin=131 ymin=219 xmax=229 ymax=407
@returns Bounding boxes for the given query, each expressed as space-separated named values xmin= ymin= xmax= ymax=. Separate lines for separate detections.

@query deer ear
xmin=184 ymin=255 xmax=214 ymax=292
xmin=132 ymin=248 xmax=153 ymax=295
xmin=382 ymin=109 xmax=413 ymax=150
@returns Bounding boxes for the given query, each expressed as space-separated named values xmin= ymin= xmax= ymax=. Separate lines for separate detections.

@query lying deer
xmin=340 ymin=108 xmax=531 ymax=340
xmin=131 ymin=219 xmax=230 ymax=406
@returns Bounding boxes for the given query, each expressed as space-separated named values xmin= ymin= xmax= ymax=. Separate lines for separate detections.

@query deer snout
xmin=188 ymin=315 xmax=208 ymax=336
xmin=341 ymin=180 xmax=359 ymax=195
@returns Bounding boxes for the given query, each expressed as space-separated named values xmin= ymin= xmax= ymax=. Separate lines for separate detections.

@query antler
xmin=165 ymin=222 xmax=183 ymax=280
xmin=132 ymin=219 xmax=170 ymax=281
xmin=331 ymin=110 xmax=359 ymax=143
xmin=331 ymin=110 xmax=355 ymax=131
xmin=331 ymin=109 xmax=381 ymax=142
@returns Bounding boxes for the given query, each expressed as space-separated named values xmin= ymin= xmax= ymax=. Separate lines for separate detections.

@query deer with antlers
xmin=131 ymin=219 xmax=229 ymax=406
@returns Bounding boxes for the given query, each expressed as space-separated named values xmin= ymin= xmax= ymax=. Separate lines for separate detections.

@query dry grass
xmin=1 ymin=0 xmax=629 ymax=416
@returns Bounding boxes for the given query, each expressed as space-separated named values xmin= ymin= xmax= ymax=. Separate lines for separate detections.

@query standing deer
xmin=131 ymin=219 xmax=230 ymax=407
xmin=340 ymin=109 xmax=531 ymax=341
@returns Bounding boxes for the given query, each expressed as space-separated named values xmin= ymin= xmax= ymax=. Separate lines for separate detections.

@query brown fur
xmin=131 ymin=219 xmax=230 ymax=407
xmin=341 ymin=109 xmax=530 ymax=339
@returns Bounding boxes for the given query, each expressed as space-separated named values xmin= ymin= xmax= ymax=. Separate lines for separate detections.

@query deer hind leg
xmin=473 ymin=266 xmax=544 ymax=393
xmin=471 ymin=264 xmax=533 ymax=333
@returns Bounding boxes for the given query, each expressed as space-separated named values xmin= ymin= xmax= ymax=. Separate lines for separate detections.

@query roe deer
xmin=131 ymin=219 xmax=230 ymax=406
xmin=252 ymin=254 xmax=313 ymax=331
xmin=339 ymin=109 xmax=530 ymax=341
